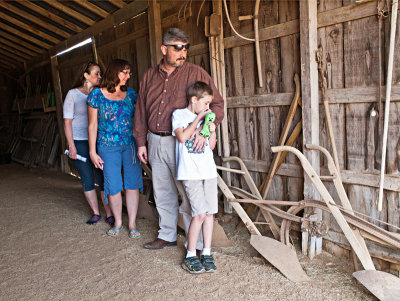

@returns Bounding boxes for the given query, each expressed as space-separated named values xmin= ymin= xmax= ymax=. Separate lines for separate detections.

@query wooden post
xmin=211 ymin=0 xmax=232 ymax=213
xmin=147 ymin=0 xmax=162 ymax=67
xmin=299 ymin=0 xmax=321 ymax=254
xmin=50 ymin=55 xmax=69 ymax=173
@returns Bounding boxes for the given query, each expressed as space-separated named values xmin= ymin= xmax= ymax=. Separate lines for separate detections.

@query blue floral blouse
xmin=87 ymin=87 xmax=137 ymax=147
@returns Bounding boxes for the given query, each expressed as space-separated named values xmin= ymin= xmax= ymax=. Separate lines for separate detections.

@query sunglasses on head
xmin=164 ymin=43 xmax=190 ymax=51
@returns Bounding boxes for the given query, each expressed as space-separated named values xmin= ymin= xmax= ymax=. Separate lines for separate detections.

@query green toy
xmin=199 ymin=112 xmax=216 ymax=138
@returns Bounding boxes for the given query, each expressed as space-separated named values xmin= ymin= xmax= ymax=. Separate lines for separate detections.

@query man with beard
xmin=134 ymin=28 xmax=224 ymax=250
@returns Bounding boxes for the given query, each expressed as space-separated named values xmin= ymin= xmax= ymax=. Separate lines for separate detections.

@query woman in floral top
xmin=87 ymin=59 xmax=143 ymax=238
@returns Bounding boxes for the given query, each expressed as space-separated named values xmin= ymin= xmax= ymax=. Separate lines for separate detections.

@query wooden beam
xmin=0 ymin=37 xmax=36 ymax=57
xmin=147 ymin=0 xmax=162 ymax=67
xmin=300 ymin=0 xmax=320 ymax=199
xmin=0 ymin=1 xmax=70 ymax=39
xmin=0 ymin=48 xmax=26 ymax=62
xmin=49 ymin=1 xmax=148 ymax=56
xmin=50 ymin=55 xmax=69 ymax=173
xmin=43 ymin=0 xmax=95 ymax=26
xmin=15 ymin=0 xmax=83 ymax=33
xmin=109 ymin=0 xmax=127 ymax=9
xmin=0 ymin=30 xmax=43 ymax=53
xmin=1 ymin=59 xmax=17 ymax=69
xmin=223 ymin=0 xmax=398 ymax=50
xmin=238 ymin=159 xmax=400 ymax=192
xmin=300 ymin=0 xmax=321 ymax=255
xmin=58 ymin=27 xmax=149 ymax=69
xmin=72 ymin=0 xmax=109 ymax=18
xmin=0 ymin=22 xmax=52 ymax=49
xmin=226 ymin=85 xmax=400 ymax=108
xmin=161 ymin=8 xmax=192 ymax=28
xmin=0 ymin=43 xmax=31 ymax=60
xmin=0 ymin=10 xmax=60 ymax=44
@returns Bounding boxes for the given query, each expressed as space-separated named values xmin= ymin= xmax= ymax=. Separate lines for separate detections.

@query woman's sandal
xmin=86 ymin=214 xmax=101 ymax=225
xmin=105 ymin=216 xmax=115 ymax=227
xmin=106 ymin=226 xmax=123 ymax=237
xmin=128 ymin=229 xmax=141 ymax=239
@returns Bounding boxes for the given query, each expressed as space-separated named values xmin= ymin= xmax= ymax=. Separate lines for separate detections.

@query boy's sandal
xmin=86 ymin=214 xmax=101 ymax=225
xmin=105 ymin=216 xmax=115 ymax=226
xmin=106 ymin=226 xmax=123 ymax=237
xmin=128 ymin=229 xmax=141 ymax=239
xmin=182 ymin=256 xmax=205 ymax=274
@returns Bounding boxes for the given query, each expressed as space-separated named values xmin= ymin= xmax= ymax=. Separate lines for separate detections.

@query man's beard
xmin=166 ymin=54 xmax=186 ymax=67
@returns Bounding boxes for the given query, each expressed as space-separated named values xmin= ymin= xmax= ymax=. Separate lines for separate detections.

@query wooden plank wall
xmin=22 ymin=0 xmax=400 ymax=262
xmin=222 ymin=0 xmax=400 ymax=249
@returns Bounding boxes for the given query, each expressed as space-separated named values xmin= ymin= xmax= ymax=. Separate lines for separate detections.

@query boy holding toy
xmin=172 ymin=81 xmax=218 ymax=274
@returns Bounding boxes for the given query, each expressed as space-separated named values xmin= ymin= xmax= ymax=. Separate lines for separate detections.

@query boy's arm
xmin=174 ymin=114 xmax=204 ymax=143
xmin=208 ymin=122 xmax=216 ymax=150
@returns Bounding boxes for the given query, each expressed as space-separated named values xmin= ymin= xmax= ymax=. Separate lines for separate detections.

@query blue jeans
xmin=72 ymin=140 xmax=104 ymax=192
xmin=98 ymin=143 xmax=143 ymax=203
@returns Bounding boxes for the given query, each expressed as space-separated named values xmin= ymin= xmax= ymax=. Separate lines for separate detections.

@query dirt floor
xmin=0 ymin=163 xmax=376 ymax=301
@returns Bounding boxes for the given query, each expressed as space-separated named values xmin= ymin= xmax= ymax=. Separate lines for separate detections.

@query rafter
xmin=72 ymin=0 xmax=109 ymax=18
xmin=0 ymin=30 xmax=43 ymax=54
xmin=0 ymin=48 xmax=26 ymax=62
xmin=0 ymin=22 xmax=52 ymax=49
xmin=0 ymin=10 xmax=59 ymax=44
xmin=0 ymin=37 xmax=36 ymax=57
xmin=43 ymin=0 xmax=95 ymax=26
xmin=109 ymin=0 xmax=127 ymax=9
xmin=0 ymin=1 xmax=70 ymax=38
xmin=15 ymin=0 xmax=83 ymax=33
xmin=0 ymin=42 xmax=31 ymax=60
xmin=2 ymin=60 xmax=17 ymax=70
xmin=1 ymin=53 xmax=22 ymax=68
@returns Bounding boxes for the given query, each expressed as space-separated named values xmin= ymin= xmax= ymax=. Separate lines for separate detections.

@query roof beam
xmin=0 ymin=22 xmax=52 ymax=49
xmin=0 ymin=48 xmax=26 ymax=62
xmin=0 ymin=30 xmax=43 ymax=53
xmin=0 ymin=37 xmax=36 ymax=56
xmin=2 ymin=60 xmax=18 ymax=70
xmin=72 ymin=0 xmax=109 ymax=18
xmin=0 ymin=1 xmax=70 ymax=38
xmin=1 ymin=53 xmax=23 ymax=68
xmin=109 ymin=0 xmax=127 ymax=9
xmin=15 ymin=0 xmax=83 ymax=33
xmin=0 ymin=42 xmax=31 ymax=60
xmin=43 ymin=0 xmax=95 ymax=26
xmin=0 ymin=10 xmax=59 ymax=44
xmin=50 ymin=0 xmax=148 ymax=55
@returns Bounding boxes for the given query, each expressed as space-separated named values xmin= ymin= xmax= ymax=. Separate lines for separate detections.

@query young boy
xmin=172 ymin=81 xmax=218 ymax=274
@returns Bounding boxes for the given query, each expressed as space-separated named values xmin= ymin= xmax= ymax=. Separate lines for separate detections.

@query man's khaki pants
xmin=147 ymin=132 xmax=203 ymax=250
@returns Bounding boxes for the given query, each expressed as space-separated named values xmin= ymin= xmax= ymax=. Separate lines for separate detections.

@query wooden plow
xmin=217 ymin=145 xmax=400 ymax=298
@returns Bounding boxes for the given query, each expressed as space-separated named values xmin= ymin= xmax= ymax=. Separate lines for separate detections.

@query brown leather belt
xmin=152 ymin=131 xmax=172 ymax=137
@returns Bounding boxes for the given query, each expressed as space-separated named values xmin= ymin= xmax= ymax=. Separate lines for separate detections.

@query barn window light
xmin=56 ymin=38 xmax=92 ymax=56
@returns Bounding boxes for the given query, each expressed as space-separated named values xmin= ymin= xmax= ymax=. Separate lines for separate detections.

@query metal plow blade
xmin=250 ymin=235 xmax=310 ymax=282
xmin=353 ymin=270 xmax=400 ymax=301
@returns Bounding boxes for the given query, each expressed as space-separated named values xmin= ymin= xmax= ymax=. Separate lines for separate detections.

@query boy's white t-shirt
xmin=62 ymin=88 xmax=89 ymax=140
xmin=172 ymin=108 xmax=217 ymax=181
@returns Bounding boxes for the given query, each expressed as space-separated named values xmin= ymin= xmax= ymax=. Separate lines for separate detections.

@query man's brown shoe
xmin=143 ymin=238 xmax=177 ymax=250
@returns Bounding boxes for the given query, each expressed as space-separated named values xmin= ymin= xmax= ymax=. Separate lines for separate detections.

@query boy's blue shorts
xmin=98 ymin=143 xmax=143 ymax=203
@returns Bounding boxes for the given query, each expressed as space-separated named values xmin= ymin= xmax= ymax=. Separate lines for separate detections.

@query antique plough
xmin=217 ymin=145 xmax=400 ymax=299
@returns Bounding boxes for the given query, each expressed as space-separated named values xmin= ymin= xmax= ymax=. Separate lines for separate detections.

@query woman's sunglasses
xmin=164 ymin=43 xmax=190 ymax=51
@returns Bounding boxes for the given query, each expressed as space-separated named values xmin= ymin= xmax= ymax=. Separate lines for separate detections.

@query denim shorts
xmin=72 ymin=140 xmax=104 ymax=192
xmin=98 ymin=143 xmax=143 ymax=203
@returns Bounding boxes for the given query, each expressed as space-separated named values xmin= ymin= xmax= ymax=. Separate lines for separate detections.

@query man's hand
xmin=138 ymin=146 xmax=148 ymax=164
xmin=190 ymin=128 xmax=207 ymax=152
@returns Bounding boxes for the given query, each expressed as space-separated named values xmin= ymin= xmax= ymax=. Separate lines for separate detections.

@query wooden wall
xmin=222 ymin=0 xmax=400 ymax=265
xmin=17 ymin=0 xmax=400 ymax=264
